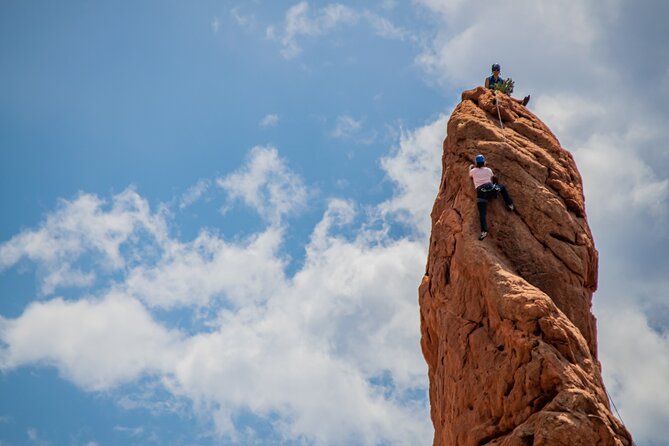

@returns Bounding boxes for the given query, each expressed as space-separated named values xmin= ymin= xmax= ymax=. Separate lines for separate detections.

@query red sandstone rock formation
xmin=419 ymin=87 xmax=633 ymax=446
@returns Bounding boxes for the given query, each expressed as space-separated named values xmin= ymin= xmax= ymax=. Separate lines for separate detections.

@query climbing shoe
xmin=479 ymin=231 xmax=488 ymax=240
xmin=522 ymin=95 xmax=530 ymax=106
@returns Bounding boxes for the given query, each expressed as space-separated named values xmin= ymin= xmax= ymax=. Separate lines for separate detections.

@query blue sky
xmin=1 ymin=1 xmax=668 ymax=445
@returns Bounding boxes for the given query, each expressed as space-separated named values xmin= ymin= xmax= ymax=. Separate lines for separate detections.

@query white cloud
xmin=40 ymin=265 xmax=95 ymax=296
xmin=273 ymin=2 xmax=357 ymax=58
xmin=294 ymin=202 xmax=429 ymax=391
xmin=162 ymin=198 xmax=431 ymax=443
xmin=415 ymin=0 xmax=608 ymax=93
xmin=0 ymin=136 xmax=435 ymax=444
xmin=0 ymin=293 xmax=183 ymax=391
xmin=0 ymin=188 xmax=167 ymax=295
xmin=379 ymin=115 xmax=448 ymax=237
xmin=179 ymin=178 xmax=211 ymax=209
xmin=331 ymin=115 xmax=361 ymax=138
xmin=360 ymin=10 xmax=407 ymax=40
xmin=270 ymin=2 xmax=407 ymax=59
xmin=330 ymin=115 xmax=378 ymax=144
xmin=574 ymin=134 xmax=668 ymax=219
xmin=598 ymin=305 xmax=669 ymax=445
xmin=123 ymin=227 xmax=287 ymax=309
xmin=533 ymin=94 xmax=606 ymax=144
xmin=217 ymin=146 xmax=308 ymax=224
xmin=535 ymin=93 xmax=669 ymax=223
xmin=259 ymin=113 xmax=279 ymax=128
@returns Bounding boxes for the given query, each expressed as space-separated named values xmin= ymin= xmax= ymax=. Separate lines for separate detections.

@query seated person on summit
xmin=485 ymin=63 xmax=530 ymax=106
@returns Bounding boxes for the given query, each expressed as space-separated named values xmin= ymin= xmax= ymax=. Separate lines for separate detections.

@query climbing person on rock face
xmin=485 ymin=63 xmax=530 ymax=106
xmin=469 ymin=154 xmax=515 ymax=240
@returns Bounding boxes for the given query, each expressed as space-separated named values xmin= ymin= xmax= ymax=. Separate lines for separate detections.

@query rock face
xmin=419 ymin=87 xmax=633 ymax=446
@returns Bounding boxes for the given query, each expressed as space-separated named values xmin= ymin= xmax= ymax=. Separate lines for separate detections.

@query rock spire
xmin=419 ymin=87 xmax=633 ymax=445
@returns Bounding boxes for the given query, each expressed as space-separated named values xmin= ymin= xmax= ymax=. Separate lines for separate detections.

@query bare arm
xmin=484 ymin=77 xmax=490 ymax=88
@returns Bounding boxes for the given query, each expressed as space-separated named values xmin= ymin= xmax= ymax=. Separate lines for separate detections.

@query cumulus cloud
xmin=270 ymin=2 xmax=408 ymax=59
xmin=0 ymin=188 xmax=167 ymax=295
xmin=379 ymin=115 xmax=448 ymax=236
xmin=535 ymin=92 xmax=669 ymax=222
xmin=574 ymin=134 xmax=668 ymax=219
xmin=415 ymin=0 xmax=607 ymax=93
xmin=0 ymin=130 xmax=443 ymax=444
xmin=217 ymin=146 xmax=308 ymax=224
xmin=598 ymin=305 xmax=669 ymax=446
xmin=159 ymin=195 xmax=431 ymax=443
xmin=0 ymin=293 xmax=183 ymax=391
xmin=123 ymin=228 xmax=287 ymax=309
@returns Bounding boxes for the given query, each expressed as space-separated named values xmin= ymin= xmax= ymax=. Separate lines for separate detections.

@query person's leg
xmin=497 ymin=184 xmax=513 ymax=207
xmin=477 ymin=199 xmax=488 ymax=232
xmin=511 ymin=95 xmax=530 ymax=106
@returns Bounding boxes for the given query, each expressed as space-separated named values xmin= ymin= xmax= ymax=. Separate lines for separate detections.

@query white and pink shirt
xmin=469 ymin=167 xmax=494 ymax=188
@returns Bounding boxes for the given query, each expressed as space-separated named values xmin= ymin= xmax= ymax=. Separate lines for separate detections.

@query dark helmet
xmin=491 ymin=63 xmax=500 ymax=72
xmin=475 ymin=154 xmax=485 ymax=165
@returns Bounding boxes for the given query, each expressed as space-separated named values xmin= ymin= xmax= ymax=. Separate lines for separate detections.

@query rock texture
xmin=419 ymin=87 xmax=633 ymax=446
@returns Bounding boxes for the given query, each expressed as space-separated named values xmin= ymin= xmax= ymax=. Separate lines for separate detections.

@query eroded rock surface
xmin=419 ymin=87 xmax=633 ymax=445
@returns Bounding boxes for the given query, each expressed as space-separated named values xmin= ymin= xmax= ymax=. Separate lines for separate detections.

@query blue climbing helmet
xmin=475 ymin=154 xmax=485 ymax=166
xmin=491 ymin=63 xmax=500 ymax=72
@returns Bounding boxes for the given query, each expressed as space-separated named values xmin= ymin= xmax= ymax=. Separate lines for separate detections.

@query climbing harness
xmin=477 ymin=183 xmax=500 ymax=194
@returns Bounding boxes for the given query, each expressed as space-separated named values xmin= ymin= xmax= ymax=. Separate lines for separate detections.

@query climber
xmin=469 ymin=154 xmax=514 ymax=240
xmin=485 ymin=63 xmax=530 ymax=106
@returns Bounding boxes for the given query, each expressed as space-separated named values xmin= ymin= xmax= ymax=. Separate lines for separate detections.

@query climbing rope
xmin=493 ymin=93 xmax=511 ymax=150
xmin=494 ymin=93 xmax=505 ymax=130
xmin=604 ymin=386 xmax=635 ymax=445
